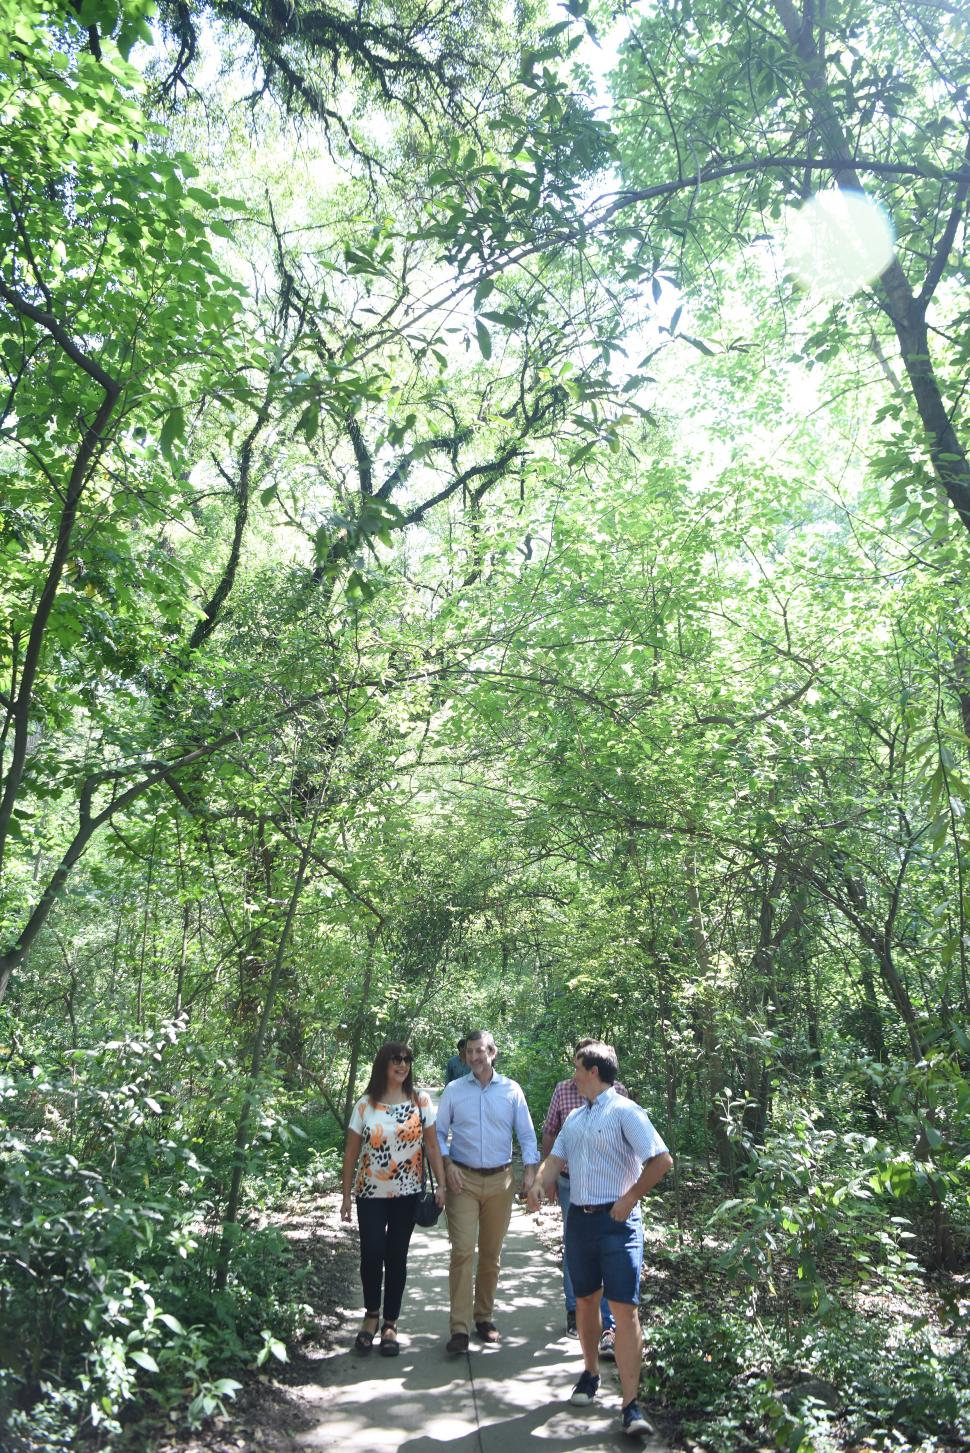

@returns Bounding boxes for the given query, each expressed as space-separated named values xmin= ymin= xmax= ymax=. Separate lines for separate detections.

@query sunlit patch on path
xmin=292 ymin=1208 xmax=667 ymax=1451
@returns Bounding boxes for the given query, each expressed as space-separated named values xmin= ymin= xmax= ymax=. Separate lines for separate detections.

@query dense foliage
xmin=0 ymin=0 xmax=967 ymax=1448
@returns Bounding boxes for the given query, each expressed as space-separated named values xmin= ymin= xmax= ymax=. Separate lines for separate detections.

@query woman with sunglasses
xmin=341 ymin=1041 xmax=446 ymax=1355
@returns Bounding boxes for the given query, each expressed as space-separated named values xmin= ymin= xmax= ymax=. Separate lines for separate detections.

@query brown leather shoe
xmin=475 ymin=1321 xmax=500 ymax=1343
xmin=446 ymin=1331 xmax=470 ymax=1355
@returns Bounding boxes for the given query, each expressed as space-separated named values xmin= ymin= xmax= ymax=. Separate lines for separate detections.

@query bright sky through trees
xmin=784 ymin=189 xmax=897 ymax=300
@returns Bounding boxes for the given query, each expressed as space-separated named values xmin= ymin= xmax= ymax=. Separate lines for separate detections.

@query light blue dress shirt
xmin=436 ymin=1070 xmax=540 ymax=1168
xmin=550 ymin=1087 xmax=668 ymax=1205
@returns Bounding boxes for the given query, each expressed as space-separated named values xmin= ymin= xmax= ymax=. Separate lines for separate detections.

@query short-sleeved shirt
xmin=349 ymin=1091 xmax=436 ymax=1199
xmin=542 ymin=1077 xmax=628 ymax=1176
xmin=551 ymin=1088 xmax=668 ymax=1205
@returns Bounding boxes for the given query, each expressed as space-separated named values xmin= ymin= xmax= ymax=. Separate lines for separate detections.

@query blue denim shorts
xmin=565 ymin=1205 xmax=643 ymax=1305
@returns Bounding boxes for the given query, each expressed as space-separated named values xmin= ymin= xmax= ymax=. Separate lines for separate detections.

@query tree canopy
xmin=0 ymin=0 xmax=968 ymax=1448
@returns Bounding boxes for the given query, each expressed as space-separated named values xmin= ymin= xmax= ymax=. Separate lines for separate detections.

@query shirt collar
xmin=587 ymin=1085 xmax=617 ymax=1108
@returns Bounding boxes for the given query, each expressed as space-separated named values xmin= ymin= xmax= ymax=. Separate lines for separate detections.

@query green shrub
xmin=711 ymin=1108 xmax=921 ymax=1319
xmin=0 ymin=1020 xmax=321 ymax=1448
xmin=641 ymin=1303 xmax=766 ymax=1414
xmin=639 ymin=1299 xmax=969 ymax=1453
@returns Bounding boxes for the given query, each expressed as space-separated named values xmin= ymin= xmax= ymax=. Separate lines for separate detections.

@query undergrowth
xmin=0 ymin=1018 xmax=340 ymax=1450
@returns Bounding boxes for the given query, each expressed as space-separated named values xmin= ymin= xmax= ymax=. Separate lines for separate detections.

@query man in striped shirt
xmin=541 ymin=1040 xmax=631 ymax=1352
xmin=527 ymin=1041 xmax=672 ymax=1440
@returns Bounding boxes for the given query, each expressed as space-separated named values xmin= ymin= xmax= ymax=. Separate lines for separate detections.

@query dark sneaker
xmin=566 ymin=1309 xmax=578 ymax=1336
xmin=446 ymin=1331 xmax=470 ymax=1355
xmin=622 ymin=1400 xmax=654 ymax=1437
xmin=569 ymin=1370 xmax=600 ymax=1406
xmin=599 ymin=1326 xmax=616 ymax=1360
xmin=475 ymin=1321 xmax=500 ymax=1343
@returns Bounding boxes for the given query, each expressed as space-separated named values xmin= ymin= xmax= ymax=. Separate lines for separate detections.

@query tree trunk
xmin=215 ymin=815 xmax=320 ymax=1291
xmin=771 ymin=0 xmax=970 ymax=535
xmin=342 ymin=929 xmax=378 ymax=1128
xmin=686 ymin=860 xmax=735 ymax=1186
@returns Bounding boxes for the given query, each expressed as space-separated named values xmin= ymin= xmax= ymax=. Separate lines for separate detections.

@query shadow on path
xmin=293 ymin=1206 xmax=667 ymax=1452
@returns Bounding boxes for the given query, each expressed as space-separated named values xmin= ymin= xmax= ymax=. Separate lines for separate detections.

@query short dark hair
xmin=457 ymin=1038 xmax=467 ymax=1051
xmin=576 ymin=1040 xmax=618 ymax=1084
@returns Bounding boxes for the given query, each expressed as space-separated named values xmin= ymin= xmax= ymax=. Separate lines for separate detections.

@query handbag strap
xmin=417 ymin=1099 xmax=435 ymax=1194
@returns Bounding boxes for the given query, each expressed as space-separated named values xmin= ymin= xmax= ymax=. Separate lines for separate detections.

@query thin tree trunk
xmin=686 ymin=859 xmax=735 ymax=1187
xmin=215 ymin=810 xmax=321 ymax=1291
xmin=174 ymin=903 xmax=190 ymax=1017
xmin=342 ymin=928 xmax=379 ymax=1129
xmin=136 ymin=824 xmax=157 ymax=1027
xmin=770 ymin=0 xmax=970 ymax=533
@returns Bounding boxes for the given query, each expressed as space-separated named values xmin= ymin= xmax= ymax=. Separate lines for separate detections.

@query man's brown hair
xmin=575 ymin=1040 xmax=618 ymax=1084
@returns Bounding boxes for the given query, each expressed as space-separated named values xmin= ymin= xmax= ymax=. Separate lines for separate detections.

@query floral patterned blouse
xmin=349 ymin=1091 xmax=436 ymax=1199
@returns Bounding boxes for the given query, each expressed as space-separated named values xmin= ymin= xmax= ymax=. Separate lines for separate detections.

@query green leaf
xmin=568 ymin=441 xmax=595 ymax=466
xmin=475 ymin=319 xmax=492 ymax=359
xmin=481 ymin=310 xmax=523 ymax=329
xmin=683 ymin=335 xmax=717 ymax=357
xmin=297 ymin=404 xmax=320 ymax=442
xmin=158 ymin=407 xmax=186 ymax=461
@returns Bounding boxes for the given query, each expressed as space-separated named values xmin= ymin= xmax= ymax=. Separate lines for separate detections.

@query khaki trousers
xmin=445 ymin=1166 xmax=515 ymax=1334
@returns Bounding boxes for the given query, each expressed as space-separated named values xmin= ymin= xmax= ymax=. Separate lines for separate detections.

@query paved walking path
xmin=294 ymin=1203 xmax=666 ymax=1451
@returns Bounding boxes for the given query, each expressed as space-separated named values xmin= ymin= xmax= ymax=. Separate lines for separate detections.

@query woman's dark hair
xmin=363 ymin=1041 xmax=417 ymax=1105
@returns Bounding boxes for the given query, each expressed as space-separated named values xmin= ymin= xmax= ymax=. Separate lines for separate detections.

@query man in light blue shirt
xmin=527 ymin=1041 xmax=672 ymax=1440
xmin=436 ymin=1029 xmax=539 ymax=1353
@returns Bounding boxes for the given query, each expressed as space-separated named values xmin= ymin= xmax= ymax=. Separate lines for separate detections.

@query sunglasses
xmin=390 ymin=1054 xmax=413 ymax=1065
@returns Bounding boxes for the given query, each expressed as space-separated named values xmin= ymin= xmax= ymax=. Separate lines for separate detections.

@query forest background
xmin=0 ymin=0 xmax=968 ymax=1449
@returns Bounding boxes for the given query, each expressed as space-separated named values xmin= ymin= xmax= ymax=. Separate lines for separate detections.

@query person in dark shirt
xmin=444 ymin=1037 xmax=471 ymax=1083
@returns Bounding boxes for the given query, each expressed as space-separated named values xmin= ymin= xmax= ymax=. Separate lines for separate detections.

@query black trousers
xmin=356 ymin=1194 xmax=418 ymax=1322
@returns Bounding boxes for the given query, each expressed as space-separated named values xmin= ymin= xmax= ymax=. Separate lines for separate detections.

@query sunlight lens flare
xmin=784 ymin=189 xmax=895 ymax=300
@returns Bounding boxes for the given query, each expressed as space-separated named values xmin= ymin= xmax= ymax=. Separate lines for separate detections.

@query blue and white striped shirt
xmin=436 ymin=1070 xmax=540 ymax=1168
xmin=550 ymin=1088 xmax=668 ymax=1205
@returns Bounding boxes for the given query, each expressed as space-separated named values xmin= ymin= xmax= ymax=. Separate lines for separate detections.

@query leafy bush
xmin=639 ymin=1287 xmax=969 ymax=1453
xmin=0 ymin=1019 xmax=320 ymax=1448
xmin=799 ymin=1314 xmax=970 ymax=1448
xmin=711 ymin=1107 xmax=921 ymax=1319
xmin=641 ymin=1303 xmax=763 ymax=1410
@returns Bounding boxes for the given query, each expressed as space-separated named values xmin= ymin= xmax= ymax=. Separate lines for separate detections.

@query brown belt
xmin=451 ymin=1160 xmax=511 ymax=1175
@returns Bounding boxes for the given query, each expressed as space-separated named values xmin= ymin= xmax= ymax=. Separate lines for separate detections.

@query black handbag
xmin=414 ymin=1103 xmax=443 ymax=1227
